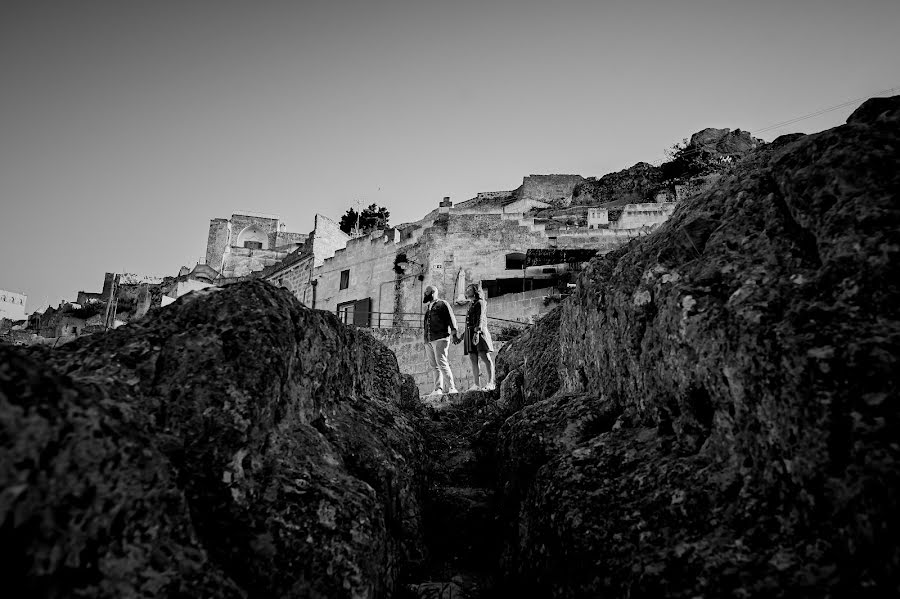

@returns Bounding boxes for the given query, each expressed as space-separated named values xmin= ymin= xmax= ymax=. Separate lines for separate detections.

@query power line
xmin=755 ymin=85 xmax=900 ymax=133
xmin=646 ymin=84 xmax=899 ymax=167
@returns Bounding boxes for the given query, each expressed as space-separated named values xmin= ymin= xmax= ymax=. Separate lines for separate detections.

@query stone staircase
xmin=403 ymin=391 xmax=502 ymax=598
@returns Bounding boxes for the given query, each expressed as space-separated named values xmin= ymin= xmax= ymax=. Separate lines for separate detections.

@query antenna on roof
xmin=352 ymin=198 xmax=362 ymax=238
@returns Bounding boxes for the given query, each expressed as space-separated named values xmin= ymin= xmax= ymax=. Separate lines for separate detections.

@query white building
xmin=0 ymin=289 xmax=27 ymax=321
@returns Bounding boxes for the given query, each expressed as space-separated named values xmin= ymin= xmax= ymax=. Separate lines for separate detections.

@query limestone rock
xmin=494 ymin=307 xmax=561 ymax=406
xmin=1 ymin=281 xmax=425 ymax=598
xmin=495 ymin=96 xmax=900 ymax=596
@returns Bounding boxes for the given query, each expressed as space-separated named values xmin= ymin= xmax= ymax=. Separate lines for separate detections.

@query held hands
xmin=452 ymin=331 xmax=462 ymax=345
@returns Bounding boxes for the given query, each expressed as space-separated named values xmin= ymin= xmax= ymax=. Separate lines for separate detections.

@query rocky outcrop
xmin=661 ymin=127 xmax=764 ymax=182
xmin=495 ymin=306 xmax=561 ymax=408
xmin=571 ymin=162 xmax=663 ymax=206
xmin=686 ymin=127 xmax=763 ymax=156
xmin=493 ymin=96 xmax=900 ymax=596
xmin=1 ymin=281 xmax=425 ymax=598
xmin=571 ymin=129 xmax=763 ymax=208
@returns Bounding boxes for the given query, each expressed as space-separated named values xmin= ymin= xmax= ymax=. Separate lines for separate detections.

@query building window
xmin=337 ymin=300 xmax=354 ymax=324
xmin=244 ymin=241 xmax=263 ymax=250
xmin=339 ymin=269 xmax=350 ymax=290
xmin=337 ymin=298 xmax=371 ymax=327
xmin=505 ymin=252 xmax=526 ymax=270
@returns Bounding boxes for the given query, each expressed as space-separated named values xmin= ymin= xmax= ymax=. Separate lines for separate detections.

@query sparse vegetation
xmin=340 ymin=203 xmax=391 ymax=235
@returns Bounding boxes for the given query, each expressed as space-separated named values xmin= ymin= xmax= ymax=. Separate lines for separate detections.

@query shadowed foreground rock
xmin=0 ymin=281 xmax=424 ymax=598
xmin=495 ymin=96 xmax=900 ymax=596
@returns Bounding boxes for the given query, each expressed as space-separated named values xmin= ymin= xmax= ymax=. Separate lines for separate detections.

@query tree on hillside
xmin=339 ymin=203 xmax=391 ymax=235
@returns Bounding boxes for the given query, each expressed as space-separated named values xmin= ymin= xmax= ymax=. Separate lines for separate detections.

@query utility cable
xmin=643 ymin=84 xmax=899 ymax=167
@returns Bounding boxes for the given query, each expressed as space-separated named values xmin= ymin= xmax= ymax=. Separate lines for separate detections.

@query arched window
xmin=505 ymin=252 xmax=526 ymax=270
xmin=237 ymin=225 xmax=268 ymax=250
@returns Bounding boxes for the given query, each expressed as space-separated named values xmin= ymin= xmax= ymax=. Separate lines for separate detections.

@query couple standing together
xmin=422 ymin=283 xmax=496 ymax=397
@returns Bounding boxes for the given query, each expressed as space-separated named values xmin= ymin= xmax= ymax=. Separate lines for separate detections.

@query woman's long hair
xmin=466 ymin=283 xmax=483 ymax=301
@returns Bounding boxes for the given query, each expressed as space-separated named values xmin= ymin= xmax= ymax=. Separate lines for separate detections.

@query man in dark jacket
xmin=422 ymin=285 xmax=459 ymax=396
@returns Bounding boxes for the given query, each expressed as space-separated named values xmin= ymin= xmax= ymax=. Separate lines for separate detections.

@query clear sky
xmin=1 ymin=0 xmax=898 ymax=313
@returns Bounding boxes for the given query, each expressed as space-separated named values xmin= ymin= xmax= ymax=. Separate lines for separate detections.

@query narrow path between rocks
xmin=401 ymin=391 xmax=505 ymax=599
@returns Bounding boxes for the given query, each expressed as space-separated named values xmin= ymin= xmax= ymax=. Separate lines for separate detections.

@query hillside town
xmin=2 ymin=127 xmax=761 ymax=392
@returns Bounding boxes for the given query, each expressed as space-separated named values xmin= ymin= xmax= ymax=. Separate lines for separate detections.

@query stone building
xmin=205 ymin=212 xmax=308 ymax=278
xmin=258 ymin=186 xmax=676 ymax=394
xmin=0 ymin=289 xmax=27 ymax=321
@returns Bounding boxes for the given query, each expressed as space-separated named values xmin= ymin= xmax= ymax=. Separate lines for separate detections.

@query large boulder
xmin=0 ymin=281 xmax=425 ymax=598
xmin=686 ymin=127 xmax=764 ymax=156
xmin=496 ymin=96 xmax=900 ymax=596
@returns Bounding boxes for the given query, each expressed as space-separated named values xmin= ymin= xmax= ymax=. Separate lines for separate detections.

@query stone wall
xmin=274 ymin=230 xmax=308 ymax=249
xmin=609 ymin=202 xmax=676 ymax=229
xmin=310 ymin=213 xmax=350 ymax=267
xmin=484 ymin=288 xmax=550 ymax=324
xmin=476 ymin=191 xmax=513 ymax=201
xmin=205 ymin=214 xmax=308 ymax=278
xmin=517 ymin=174 xmax=584 ymax=206
xmin=502 ymin=197 xmax=551 ymax=214
xmin=431 ymin=214 xmax=555 ymax=296
xmin=228 ymin=214 xmax=280 ymax=248
xmin=221 ymin=247 xmax=292 ymax=278
xmin=552 ymin=226 xmax=646 ymax=250
xmin=313 ymin=228 xmax=405 ymax=323
xmin=368 ymin=326 xmax=506 ymax=395
xmin=174 ymin=278 xmax=214 ymax=298
xmin=0 ymin=289 xmax=27 ymax=321
xmin=267 ymin=254 xmax=315 ymax=306
xmin=205 ymin=218 xmax=230 ymax=271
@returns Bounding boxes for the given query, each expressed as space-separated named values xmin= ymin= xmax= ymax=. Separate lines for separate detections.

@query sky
xmin=1 ymin=0 xmax=898 ymax=313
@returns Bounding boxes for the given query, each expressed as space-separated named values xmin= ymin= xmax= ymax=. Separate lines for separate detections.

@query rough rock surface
xmin=494 ymin=306 xmax=561 ymax=408
xmin=571 ymin=129 xmax=763 ymax=207
xmin=494 ymin=96 xmax=900 ymax=596
xmin=1 ymin=281 xmax=425 ymax=598
xmin=661 ymin=127 xmax=764 ymax=182
xmin=686 ymin=127 xmax=764 ymax=156
xmin=571 ymin=161 xmax=663 ymax=206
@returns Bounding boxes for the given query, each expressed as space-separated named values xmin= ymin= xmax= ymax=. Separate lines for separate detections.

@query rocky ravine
xmin=495 ymin=95 xmax=900 ymax=596
xmin=2 ymin=96 xmax=899 ymax=599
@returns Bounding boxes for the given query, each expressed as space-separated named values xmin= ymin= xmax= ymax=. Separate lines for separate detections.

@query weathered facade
xmin=205 ymin=212 xmax=309 ymax=278
xmin=0 ymin=289 xmax=27 ymax=321
xmin=259 ymin=189 xmax=677 ymax=394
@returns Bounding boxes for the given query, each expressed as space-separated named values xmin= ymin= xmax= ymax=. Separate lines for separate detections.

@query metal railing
xmin=328 ymin=309 xmax=533 ymax=329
